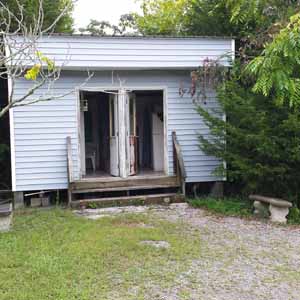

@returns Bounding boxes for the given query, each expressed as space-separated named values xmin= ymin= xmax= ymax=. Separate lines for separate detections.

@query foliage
xmin=188 ymin=197 xmax=252 ymax=217
xmin=0 ymin=208 xmax=201 ymax=299
xmin=79 ymin=14 xmax=136 ymax=36
xmin=197 ymin=69 xmax=300 ymax=204
xmin=180 ymin=57 xmax=231 ymax=103
xmin=24 ymin=52 xmax=55 ymax=81
xmin=134 ymin=0 xmax=233 ymax=36
xmin=246 ymin=13 xmax=300 ymax=106
xmin=288 ymin=207 xmax=300 ymax=224
xmin=134 ymin=0 xmax=189 ymax=36
xmin=212 ymin=0 xmax=298 ymax=27
xmin=3 ymin=0 xmax=74 ymax=33
xmin=135 ymin=0 xmax=299 ymax=60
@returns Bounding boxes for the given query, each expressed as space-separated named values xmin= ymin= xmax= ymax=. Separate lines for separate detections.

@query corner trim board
xmin=8 ymin=81 xmax=16 ymax=192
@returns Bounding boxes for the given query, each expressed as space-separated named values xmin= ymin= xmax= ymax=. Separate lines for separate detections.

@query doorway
xmin=79 ymin=89 xmax=165 ymax=178
xmin=135 ymin=91 xmax=164 ymax=174
xmin=80 ymin=91 xmax=110 ymax=176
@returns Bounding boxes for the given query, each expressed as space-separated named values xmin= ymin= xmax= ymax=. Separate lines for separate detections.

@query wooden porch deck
xmin=66 ymin=131 xmax=186 ymax=208
xmin=69 ymin=174 xmax=181 ymax=208
xmin=73 ymin=172 xmax=178 ymax=190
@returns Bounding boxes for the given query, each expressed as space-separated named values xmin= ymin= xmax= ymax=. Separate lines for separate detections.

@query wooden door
xmin=109 ymin=94 xmax=119 ymax=177
xmin=126 ymin=93 xmax=138 ymax=176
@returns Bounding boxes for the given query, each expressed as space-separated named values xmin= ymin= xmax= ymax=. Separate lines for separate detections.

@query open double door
xmin=109 ymin=90 xmax=137 ymax=178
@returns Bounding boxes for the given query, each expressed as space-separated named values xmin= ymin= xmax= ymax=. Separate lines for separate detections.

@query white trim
xmin=8 ymin=79 xmax=16 ymax=191
xmin=75 ymin=88 xmax=84 ymax=179
xmin=163 ymin=88 xmax=169 ymax=175
xmin=231 ymin=39 xmax=235 ymax=62
xmin=118 ymin=89 xmax=127 ymax=178
xmin=79 ymin=86 xmax=168 ymax=93
xmin=109 ymin=94 xmax=120 ymax=177
xmin=6 ymin=40 xmax=17 ymax=191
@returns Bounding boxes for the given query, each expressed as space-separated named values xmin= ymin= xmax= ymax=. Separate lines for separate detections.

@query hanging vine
xmin=179 ymin=56 xmax=230 ymax=104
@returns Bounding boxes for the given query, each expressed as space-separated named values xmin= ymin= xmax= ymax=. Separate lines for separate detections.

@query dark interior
xmin=82 ymin=91 xmax=110 ymax=175
xmin=0 ymin=75 xmax=11 ymax=189
xmin=135 ymin=91 xmax=163 ymax=171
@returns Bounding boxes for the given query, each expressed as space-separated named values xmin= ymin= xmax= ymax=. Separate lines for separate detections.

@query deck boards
xmin=72 ymin=175 xmax=179 ymax=191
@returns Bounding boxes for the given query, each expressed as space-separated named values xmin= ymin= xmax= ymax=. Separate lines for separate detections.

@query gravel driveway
xmin=77 ymin=203 xmax=300 ymax=300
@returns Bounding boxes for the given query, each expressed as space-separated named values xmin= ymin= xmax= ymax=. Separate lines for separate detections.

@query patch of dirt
xmin=74 ymin=206 xmax=150 ymax=219
xmin=139 ymin=240 xmax=170 ymax=249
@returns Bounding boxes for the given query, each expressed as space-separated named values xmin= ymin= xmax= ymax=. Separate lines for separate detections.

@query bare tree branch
xmin=0 ymin=0 xmax=86 ymax=119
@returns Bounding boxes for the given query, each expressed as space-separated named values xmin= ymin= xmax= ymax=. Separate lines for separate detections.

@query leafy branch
xmin=246 ymin=12 xmax=300 ymax=106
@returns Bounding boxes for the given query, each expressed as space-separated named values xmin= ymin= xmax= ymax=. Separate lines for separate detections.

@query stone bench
xmin=0 ymin=203 xmax=13 ymax=232
xmin=249 ymin=194 xmax=292 ymax=224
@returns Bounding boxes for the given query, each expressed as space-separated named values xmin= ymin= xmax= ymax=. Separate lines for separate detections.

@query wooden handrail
xmin=172 ymin=131 xmax=186 ymax=195
xmin=66 ymin=136 xmax=73 ymax=205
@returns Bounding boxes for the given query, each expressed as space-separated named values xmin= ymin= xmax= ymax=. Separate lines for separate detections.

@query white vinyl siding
xmin=12 ymin=70 xmax=222 ymax=191
xmin=11 ymin=35 xmax=233 ymax=70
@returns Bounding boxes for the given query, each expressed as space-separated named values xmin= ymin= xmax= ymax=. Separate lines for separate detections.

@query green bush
xmin=197 ymin=70 xmax=300 ymax=206
xmin=288 ymin=207 xmax=300 ymax=225
xmin=188 ymin=197 xmax=252 ymax=217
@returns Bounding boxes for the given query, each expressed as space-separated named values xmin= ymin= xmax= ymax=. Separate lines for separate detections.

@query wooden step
xmin=72 ymin=184 xmax=179 ymax=194
xmin=71 ymin=193 xmax=185 ymax=209
xmin=72 ymin=175 xmax=179 ymax=191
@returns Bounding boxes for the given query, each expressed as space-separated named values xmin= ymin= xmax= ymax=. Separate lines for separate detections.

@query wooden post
xmin=172 ymin=131 xmax=186 ymax=196
xmin=66 ymin=137 xmax=73 ymax=206
xmin=13 ymin=192 xmax=24 ymax=209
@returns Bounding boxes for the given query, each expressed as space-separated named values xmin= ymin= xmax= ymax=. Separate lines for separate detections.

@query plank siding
xmin=11 ymin=70 xmax=222 ymax=191
xmin=11 ymin=35 xmax=233 ymax=70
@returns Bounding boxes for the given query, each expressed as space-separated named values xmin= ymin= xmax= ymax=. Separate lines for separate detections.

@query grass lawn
xmin=0 ymin=208 xmax=201 ymax=300
xmin=188 ymin=197 xmax=252 ymax=217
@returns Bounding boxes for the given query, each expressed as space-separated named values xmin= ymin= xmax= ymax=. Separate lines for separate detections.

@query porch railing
xmin=172 ymin=131 xmax=186 ymax=196
xmin=66 ymin=136 xmax=73 ymax=205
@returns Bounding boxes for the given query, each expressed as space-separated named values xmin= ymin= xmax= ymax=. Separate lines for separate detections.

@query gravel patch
xmin=75 ymin=202 xmax=300 ymax=299
xmin=152 ymin=203 xmax=300 ymax=300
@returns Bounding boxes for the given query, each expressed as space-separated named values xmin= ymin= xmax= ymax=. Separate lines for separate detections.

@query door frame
xmin=77 ymin=86 xmax=169 ymax=179
xmin=109 ymin=94 xmax=120 ymax=177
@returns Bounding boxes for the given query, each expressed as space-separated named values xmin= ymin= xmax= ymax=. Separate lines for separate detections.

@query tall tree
xmin=3 ymin=0 xmax=74 ymax=33
xmin=134 ymin=0 xmax=189 ymax=36
xmin=197 ymin=69 xmax=300 ymax=201
xmin=194 ymin=7 xmax=300 ymax=200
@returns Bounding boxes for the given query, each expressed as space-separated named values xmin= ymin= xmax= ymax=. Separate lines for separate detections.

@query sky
xmin=73 ymin=0 xmax=141 ymax=30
